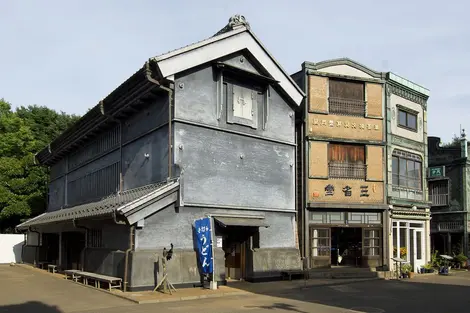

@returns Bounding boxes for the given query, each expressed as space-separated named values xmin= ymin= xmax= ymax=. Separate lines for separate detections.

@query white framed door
xmin=412 ymin=229 xmax=425 ymax=272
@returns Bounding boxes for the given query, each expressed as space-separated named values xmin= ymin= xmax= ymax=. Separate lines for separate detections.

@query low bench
xmin=79 ymin=271 xmax=122 ymax=291
xmin=64 ymin=270 xmax=83 ymax=282
xmin=47 ymin=264 xmax=58 ymax=274
xmin=281 ymin=270 xmax=308 ymax=281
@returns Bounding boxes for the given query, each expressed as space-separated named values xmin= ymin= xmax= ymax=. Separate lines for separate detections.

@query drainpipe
xmin=123 ymin=225 xmax=135 ymax=292
xmin=73 ymin=219 xmax=89 ymax=271
xmin=145 ymin=61 xmax=174 ymax=179
xmin=21 ymin=232 xmax=27 ymax=264
xmin=28 ymin=227 xmax=40 ymax=266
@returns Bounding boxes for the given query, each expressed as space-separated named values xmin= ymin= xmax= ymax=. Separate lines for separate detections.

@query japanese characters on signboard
xmin=317 ymin=184 xmax=373 ymax=198
xmin=194 ymin=217 xmax=213 ymax=274
xmin=311 ymin=117 xmax=380 ymax=132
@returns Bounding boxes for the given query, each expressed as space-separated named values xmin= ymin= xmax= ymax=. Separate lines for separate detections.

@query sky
xmin=0 ymin=0 xmax=468 ymax=143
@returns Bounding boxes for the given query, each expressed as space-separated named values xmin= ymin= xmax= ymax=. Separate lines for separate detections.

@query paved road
xmin=0 ymin=265 xmax=132 ymax=313
xmin=2 ymin=264 xmax=470 ymax=313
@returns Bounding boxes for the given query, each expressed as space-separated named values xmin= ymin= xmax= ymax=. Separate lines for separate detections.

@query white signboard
xmin=216 ymin=236 xmax=223 ymax=248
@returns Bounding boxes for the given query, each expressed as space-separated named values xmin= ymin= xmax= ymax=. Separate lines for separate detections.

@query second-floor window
xmin=328 ymin=143 xmax=366 ymax=179
xmin=428 ymin=180 xmax=449 ymax=206
xmin=398 ymin=107 xmax=417 ymax=131
xmin=392 ymin=150 xmax=422 ymax=189
xmin=328 ymin=78 xmax=365 ymax=116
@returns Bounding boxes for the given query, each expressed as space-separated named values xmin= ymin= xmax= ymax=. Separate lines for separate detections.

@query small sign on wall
xmin=216 ymin=236 xmax=223 ymax=248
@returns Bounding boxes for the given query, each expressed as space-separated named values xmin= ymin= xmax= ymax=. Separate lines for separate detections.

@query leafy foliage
xmin=0 ymin=99 xmax=79 ymax=233
xmin=441 ymin=134 xmax=462 ymax=148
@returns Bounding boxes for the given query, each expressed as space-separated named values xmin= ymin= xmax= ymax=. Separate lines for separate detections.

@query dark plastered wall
xmin=173 ymin=52 xmax=296 ymax=211
xmin=46 ymin=94 xmax=170 ymax=211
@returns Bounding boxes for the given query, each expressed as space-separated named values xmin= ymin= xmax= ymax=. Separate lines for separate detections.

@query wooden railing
xmin=429 ymin=194 xmax=449 ymax=206
xmin=328 ymin=162 xmax=367 ymax=179
xmin=329 ymin=97 xmax=366 ymax=117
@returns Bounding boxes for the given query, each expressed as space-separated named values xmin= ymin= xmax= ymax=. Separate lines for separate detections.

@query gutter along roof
xmin=36 ymin=15 xmax=305 ymax=166
xmin=16 ymin=180 xmax=179 ymax=230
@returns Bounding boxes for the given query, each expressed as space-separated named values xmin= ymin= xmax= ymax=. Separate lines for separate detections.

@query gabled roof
xmin=16 ymin=180 xmax=179 ymax=230
xmin=35 ymin=15 xmax=304 ymax=166
xmin=151 ymin=15 xmax=305 ymax=106
xmin=303 ymin=57 xmax=384 ymax=80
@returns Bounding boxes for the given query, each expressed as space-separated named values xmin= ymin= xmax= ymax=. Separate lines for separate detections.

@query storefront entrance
xmin=308 ymin=211 xmax=383 ymax=269
xmin=392 ymin=221 xmax=425 ymax=272
xmin=331 ymin=227 xmax=362 ymax=267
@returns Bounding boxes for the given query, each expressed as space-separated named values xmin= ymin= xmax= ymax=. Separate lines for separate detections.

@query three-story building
xmin=385 ymin=72 xmax=431 ymax=273
xmin=293 ymin=58 xmax=388 ymax=269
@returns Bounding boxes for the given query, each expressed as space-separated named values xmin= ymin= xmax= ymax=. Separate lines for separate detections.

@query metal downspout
xmin=72 ymin=219 xmax=89 ymax=271
xmin=21 ymin=232 xmax=27 ymax=264
xmin=123 ymin=225 xmax=135 ymax=292
xmin=145 ymin=61 xmax=174 ymax=179
xmin=28 ymin=227 xmax=40 ymax=266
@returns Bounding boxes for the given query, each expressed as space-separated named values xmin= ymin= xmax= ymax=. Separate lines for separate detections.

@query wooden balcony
xmin=328 ymin=97 xmax=366 ymax=117
xmin=429 ymin=193 xmax=449 ymax=206
xmin=328 ymin=162 xmax=367 ymax=180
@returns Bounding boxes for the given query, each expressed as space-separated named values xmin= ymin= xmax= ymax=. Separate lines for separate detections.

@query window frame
xmin=328 ymin=78 xmax=366 ymax=117
xmin=328 ymin=143 xmax=367 ymax=180
xmin=391 ymin=150 xmax=422 ymax=190
xmin=397 ymin=106 xmax=418 ymax=132
xmin=310 ymin=228 xmax=330 ymax=258
xmin=363 ymin=228 xmax=381 ymax=257
xmin=428 ymin=178 xmax=450 ymax=206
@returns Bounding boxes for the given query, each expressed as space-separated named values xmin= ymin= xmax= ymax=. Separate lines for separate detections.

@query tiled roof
xmin=16 ymin=180 xmax=177 ymax=230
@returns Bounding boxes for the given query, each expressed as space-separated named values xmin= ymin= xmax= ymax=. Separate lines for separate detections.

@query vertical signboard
xmin=194 ymin=217 xmax=213 ymax=274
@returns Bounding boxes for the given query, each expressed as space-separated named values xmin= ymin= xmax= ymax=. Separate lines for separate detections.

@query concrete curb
xmin=135 ymin=291 xmax=251 ymax=304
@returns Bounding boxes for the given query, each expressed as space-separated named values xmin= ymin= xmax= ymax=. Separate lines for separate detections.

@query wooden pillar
xmin=58 ymin=232 xmax=62 ymax=268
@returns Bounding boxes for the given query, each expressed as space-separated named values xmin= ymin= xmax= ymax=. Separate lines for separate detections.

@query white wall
xmin=318 ymin=64 xmax=374 ymax=79
xmin=390 ymin=94 xmax=424 ymax=142
xmin=0 ymin=234 xmax=24 ymax=264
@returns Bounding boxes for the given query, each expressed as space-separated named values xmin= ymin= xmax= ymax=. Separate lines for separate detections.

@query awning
xmin=16 ymin=179 xmax=179 ymax=231
xmin=214 ymin=216 xmax=269 ymax=228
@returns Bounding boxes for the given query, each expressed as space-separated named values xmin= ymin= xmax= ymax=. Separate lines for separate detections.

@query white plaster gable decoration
xmin=151 ymin=15 xmax=304 ymax=106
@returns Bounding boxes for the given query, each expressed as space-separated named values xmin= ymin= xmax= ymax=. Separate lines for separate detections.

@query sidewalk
xmin=113 ymin=277 xmax=380 ymax=304
xmin=15 ymin=264 xmax=379 ymax=305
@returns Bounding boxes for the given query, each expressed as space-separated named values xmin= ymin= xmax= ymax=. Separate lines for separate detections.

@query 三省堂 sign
xmin=194 ymin=217 xmax=213 ymax=274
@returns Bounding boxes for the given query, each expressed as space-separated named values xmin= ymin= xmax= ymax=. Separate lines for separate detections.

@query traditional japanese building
xmin=385 ymin=72 xmax=431 ymax=273
xmin=292 ymin=59 xmax=388 ymax=269
xmin=428 ymin=132 xmax=469 ymax=256
xmin=17 ymin=15 xmax=304 ymax=290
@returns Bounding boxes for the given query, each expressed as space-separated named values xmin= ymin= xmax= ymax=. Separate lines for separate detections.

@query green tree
xmin=0 ymin=100 xmax=79 ymax=233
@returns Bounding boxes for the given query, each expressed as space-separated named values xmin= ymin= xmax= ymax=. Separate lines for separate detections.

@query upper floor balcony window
xmin=398 ymin=106 xmax=418 ymax=131
xmin=428 ymin=179 xmax=449 ymax=206
xmin=328 ymin=143 xmax=366 ymax=179
xmin=392 ymin=149 xmax=422 ymax=190
xmin=328 ymin=78 xmax=365 ymax=117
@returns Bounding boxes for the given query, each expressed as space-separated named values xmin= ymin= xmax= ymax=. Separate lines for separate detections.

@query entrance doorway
xmin=331 ymin=227 xmax=362 ymax=267
xmin=392 ymin=221 xmax=425 ymax=273
xmin=220 ymin=226 xmax=258 ymax=281
xmin=62 ymin=232 xmax=85 ymax=270
xmin=41 ymin=233 xmax=59 ymax=265
xmin=411 ymin=229 xmax=425 ymax=272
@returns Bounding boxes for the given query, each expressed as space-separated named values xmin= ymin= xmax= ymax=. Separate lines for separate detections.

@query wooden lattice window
xmin=328 ymin=143 xmax=366 ymax=179
xmin=328 ymin=79 xmax=365 ymax=116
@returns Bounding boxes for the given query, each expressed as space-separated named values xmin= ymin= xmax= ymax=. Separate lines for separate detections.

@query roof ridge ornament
xmin=213 ymin=14 xmax=250 ymax=37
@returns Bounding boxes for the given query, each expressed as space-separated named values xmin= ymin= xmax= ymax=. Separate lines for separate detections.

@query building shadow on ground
xmin=0 ymin=301 xmax=63 ymax=313
xmin=227 ymin=275 xmax=470 ymax=313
